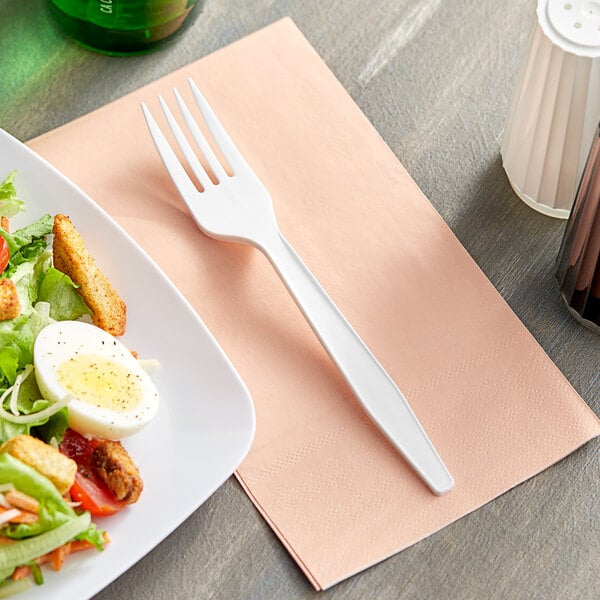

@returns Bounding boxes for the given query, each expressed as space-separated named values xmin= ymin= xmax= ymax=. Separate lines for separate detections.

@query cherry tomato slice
xmin=60 ymin=428 xmax=100 ymax=465
xmin=70 ymin=470 xmax=126 ymax=517
xmin=60 ymin=428 xmax=126 ymax=517
xmin=0 ymin=237 xmax=9 ymax=273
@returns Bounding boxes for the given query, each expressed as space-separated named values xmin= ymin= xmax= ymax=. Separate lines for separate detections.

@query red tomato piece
xmin=60 ymin=428 xmax=126 ymax=517
xmin=70 ymin=471 xmax=126 ymax=517
xmin=60 ymin=428 xmax=99 ymax=466
xmin=0 ymin=237 xmax=9 ymax=273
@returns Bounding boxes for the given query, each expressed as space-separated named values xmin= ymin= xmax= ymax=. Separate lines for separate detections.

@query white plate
xmin=0 ymin=128 xmax=256 ymax=599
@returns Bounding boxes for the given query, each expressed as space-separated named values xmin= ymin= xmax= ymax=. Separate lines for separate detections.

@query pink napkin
xmin=28 ymin=18 xmax=600 ymax=590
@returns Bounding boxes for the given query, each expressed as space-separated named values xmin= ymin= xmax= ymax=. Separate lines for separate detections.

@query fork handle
xmin=260 ymin=229 xmax=454 ymax=495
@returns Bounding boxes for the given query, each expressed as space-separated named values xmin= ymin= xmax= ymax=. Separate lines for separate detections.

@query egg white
xmin=34 ymin=321 xmax=159 ymax=439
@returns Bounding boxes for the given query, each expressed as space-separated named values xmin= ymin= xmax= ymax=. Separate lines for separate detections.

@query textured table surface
xmin=1 ymin=1 xmax=599 ymax=599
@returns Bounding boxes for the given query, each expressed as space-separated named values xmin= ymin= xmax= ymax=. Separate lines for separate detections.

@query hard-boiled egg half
xmin=34 ymin=321 xmax=159 ymax=439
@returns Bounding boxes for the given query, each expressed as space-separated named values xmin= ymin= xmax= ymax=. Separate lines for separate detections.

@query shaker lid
xmin=538 ymin=0 xmax=600 ymax=56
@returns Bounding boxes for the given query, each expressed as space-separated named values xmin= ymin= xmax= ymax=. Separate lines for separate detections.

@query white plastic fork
xmin=142 ymin=79 xmax=454 ymax=495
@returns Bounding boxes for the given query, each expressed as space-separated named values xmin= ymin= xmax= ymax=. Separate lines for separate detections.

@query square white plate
xmin=0 ymin=127 xmax=256 ymax=599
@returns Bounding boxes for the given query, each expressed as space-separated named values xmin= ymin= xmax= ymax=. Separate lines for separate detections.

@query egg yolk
xmin=57 ymin=354 xmax=142 ymax=412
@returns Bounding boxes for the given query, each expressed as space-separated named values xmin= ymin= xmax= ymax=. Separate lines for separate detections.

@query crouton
xmin=52 ymin=214 xmax=126 ymax=336
xmin=0 ymin=435 xmax=76 ymax=495
xmin=1 ymin=216 xmax=9 ymax=232
xmin=0 ymin=279 xmax=20 ymax=321
xmin=91 ymin=440 xmax=143 ymax=504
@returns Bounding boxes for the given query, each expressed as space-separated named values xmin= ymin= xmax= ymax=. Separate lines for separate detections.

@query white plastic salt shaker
xmin=501 ymin=0 xmax=600 ymax=218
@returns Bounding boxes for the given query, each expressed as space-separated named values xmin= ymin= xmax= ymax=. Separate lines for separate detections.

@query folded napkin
xmin=28 ymin=18 xmax=600 ymax=590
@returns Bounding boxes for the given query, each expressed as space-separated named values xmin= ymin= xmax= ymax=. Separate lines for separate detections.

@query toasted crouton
xmin=0 ymin=279 xmax=20 ymax=321
xmin=1 ymin=216 xmax=9 ymax=232
xmin=0 ymin=435 xmax=76 ymax=495
xmin=91 ymin=440 xmax=143 ymax=504
xmin=52 ymin=214 xmax=126 ymax=336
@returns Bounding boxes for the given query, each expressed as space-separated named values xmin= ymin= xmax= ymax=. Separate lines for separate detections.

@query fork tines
xmin=142 ymin=79 xmax=246 ymax=192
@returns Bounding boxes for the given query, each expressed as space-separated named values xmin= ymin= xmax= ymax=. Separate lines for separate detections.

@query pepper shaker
xmin=556 ymin=123 xmax=600 ymax=332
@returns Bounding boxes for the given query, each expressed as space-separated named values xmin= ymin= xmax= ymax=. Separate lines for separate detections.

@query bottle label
xmin=99 ymin=0 xmax=113 ymax=15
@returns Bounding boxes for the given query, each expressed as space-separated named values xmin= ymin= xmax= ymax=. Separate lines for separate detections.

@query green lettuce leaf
xmin=0 ymin=366 xmax=69 ymax=445
xmin=6 ymin=247 xmax=52 ymax=318
xmin=1 ymin=214 xmax=53 ymax=279
xmin=74 ymin=522 xmax=107 ymax=552
xmin=0 ymin=576 xmax=31 ymax=595
xmin=0 ymin=347 xmax=18 ymax=387
xmin=0 ymin=420 xmax=27 ymax=447
xmin=0 ymin=453 xmax=75 ymax=539
xmin=0 ymin=303 xmax=54 ymax=389
xmin=30 ymin=408 xmax=69 ymax=446
xmin=1 ymin=214 xmax=53 ymax=254
xmin=0 ymin=392 xmax=69 ymax=446
xmin=0 ymin=454 xmax=106 ymax=566
xmin=0 ymin=172 xmax=25 ymax=219
xmin=38 ymin=267 xmax=91 ymax=321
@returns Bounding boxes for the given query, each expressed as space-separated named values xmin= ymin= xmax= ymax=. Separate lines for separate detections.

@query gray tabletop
xmin=1 ymin=1 xmax=599 ymax=599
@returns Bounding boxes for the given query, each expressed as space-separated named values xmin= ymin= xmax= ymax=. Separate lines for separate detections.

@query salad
xmin=0 ymin=171 xmax=159 ymax=597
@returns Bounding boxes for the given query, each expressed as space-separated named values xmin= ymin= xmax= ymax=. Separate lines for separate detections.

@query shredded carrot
xmin=69 ymin=539 xmax=95 ymax=553
xmin=0 ymin=535 xmax=15 ymax=544
xmin=0 ymin=506 xmax=38 ymax=524
xmin=12 ymin=512 xmax=38 ymax=524
xmin=49 ymin=542 xmax=71 ymax=571
xmin=11 ymin=566 xmax=30 ymax=581
xmin=5 ymin=490 xmax=40 ymax=514
xmin=10 ymin=532 xmax=110 ymax=581
xmin=68 ymin=531 xmax=110 ymax=554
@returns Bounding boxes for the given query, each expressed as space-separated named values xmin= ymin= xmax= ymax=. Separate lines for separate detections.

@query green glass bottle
xmin=48 ymin=0 xmax=204 ymax=55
